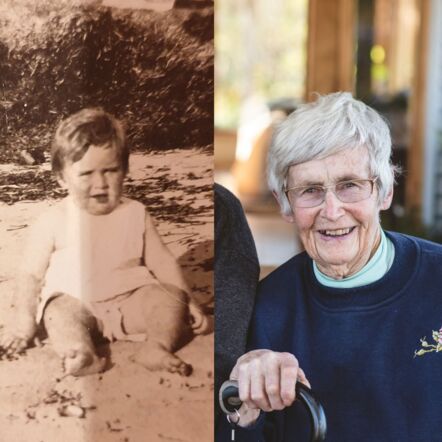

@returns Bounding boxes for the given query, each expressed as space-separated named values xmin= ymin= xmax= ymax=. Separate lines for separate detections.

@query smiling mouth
xmin=318 ymin=227 xmax=356 ymax=237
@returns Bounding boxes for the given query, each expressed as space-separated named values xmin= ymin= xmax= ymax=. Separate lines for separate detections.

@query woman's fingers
xmin=237 ymin=351 xmax=271 ymax=411
xmin=263 ymin=351 xmax=292 ymax=410
xmin=250 ymin=372 xmax=272 ymax=411
xmin=264 ymin=364 xmax=284 ymax=410
xmin=231 ymin=350 xmax=307 ymax=412
xmin=237 ymin=363 xmax=252 ymax=407
xmin=279 ymin=353 xmax=299 ymax=407
xmin=297 ymin=367 xmax=311 ymax=388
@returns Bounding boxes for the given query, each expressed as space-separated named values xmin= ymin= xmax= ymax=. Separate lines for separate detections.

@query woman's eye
xmin=79 ymin=171 xmax=92 ymax=177
xmin=301 ymin=187 xmax=321 ymax=195
xmin=341 ymin=181 xmax=359 ymax=189
xmin=105 ymin=168 xmax=119 ymax=173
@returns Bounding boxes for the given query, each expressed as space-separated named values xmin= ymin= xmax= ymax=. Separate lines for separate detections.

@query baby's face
xmin=60 ymin=144 xmax=125 ymax=215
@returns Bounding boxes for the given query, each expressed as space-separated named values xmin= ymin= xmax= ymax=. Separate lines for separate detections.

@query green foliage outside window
xmin=215 ymin=0 xmax=308 ymax=129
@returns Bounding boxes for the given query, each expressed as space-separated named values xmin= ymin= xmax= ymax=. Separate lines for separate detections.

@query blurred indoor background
xmin=215 ymin=0 xmax=442 ymax=275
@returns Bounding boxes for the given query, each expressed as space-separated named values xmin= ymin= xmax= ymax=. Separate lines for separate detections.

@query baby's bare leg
xmin=120 ymin=284 xmax=193 ymax=376
xmin=43 ymin=294 xmax=105 ymax=376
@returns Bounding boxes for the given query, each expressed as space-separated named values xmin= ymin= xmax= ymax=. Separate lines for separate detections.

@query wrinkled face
xmin=282 ymin=146 xmax=392 ymax=279
xmin=60 ymin=144 xmax=125 ymax=216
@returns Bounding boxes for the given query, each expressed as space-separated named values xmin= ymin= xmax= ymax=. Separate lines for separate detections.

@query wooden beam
xmin=405 ymin=0 xmax=430 ymax=220
xmin=306 ymin=0 xmax=356 ymax=100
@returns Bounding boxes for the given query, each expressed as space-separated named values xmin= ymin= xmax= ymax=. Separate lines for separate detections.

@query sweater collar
xmin=307 ymin=231 xmax=420 ymax=310
xmin=312 ymin=230 xmax=395 ymax=288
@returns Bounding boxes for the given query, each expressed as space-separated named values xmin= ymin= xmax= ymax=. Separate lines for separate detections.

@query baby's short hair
xmin=52 ymin=108 xmax=128 ymax=175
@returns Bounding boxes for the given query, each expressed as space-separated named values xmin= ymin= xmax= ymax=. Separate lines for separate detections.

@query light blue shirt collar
xmin=313 ymin=230 xmax=395 ymax=288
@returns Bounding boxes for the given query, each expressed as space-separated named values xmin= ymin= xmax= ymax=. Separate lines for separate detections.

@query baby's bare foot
xmin=130 ymin=343 xmax=192 ymax=376
xmin=62 ymin=349 xmax=106 ymax=376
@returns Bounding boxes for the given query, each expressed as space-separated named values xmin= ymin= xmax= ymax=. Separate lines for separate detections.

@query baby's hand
xmin=189 ymin=303 xmax=213 ymax=335
xmin=0 ymin=315 xmax=37 ymax=355
xmin=0 ymin=332 xmax=28 ymax=355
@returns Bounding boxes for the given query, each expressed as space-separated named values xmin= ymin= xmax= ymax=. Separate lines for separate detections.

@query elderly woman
xmin=217 ymin=92 xmax=442 ymax=441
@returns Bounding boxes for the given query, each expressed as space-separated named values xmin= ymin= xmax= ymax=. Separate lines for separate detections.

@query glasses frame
xmin=284 ymin=177 xmax=378 ymax=208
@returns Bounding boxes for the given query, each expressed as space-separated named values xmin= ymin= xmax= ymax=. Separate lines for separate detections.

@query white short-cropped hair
xmin=267 ymin=92 xmax=397 ymax=215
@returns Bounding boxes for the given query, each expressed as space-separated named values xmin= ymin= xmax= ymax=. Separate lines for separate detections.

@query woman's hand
xmin=230 ymin=349 xmax=310 ymax=427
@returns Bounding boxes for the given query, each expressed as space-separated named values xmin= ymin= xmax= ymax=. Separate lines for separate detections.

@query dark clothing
xmin=218 ymin=231 xmax=442 ymax=441
xmin=215 ymin=183 xmax=259 ymax=425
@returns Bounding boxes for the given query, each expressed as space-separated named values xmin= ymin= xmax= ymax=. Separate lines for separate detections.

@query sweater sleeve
xmin=215 ymin=304 xmax=275 ymax=441
xmin=214 ymin=184 xmax=260 ymax=424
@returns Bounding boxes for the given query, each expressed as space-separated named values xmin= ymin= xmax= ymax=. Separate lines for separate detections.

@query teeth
xmin=323 ymin=228 xmax=351 ymax=236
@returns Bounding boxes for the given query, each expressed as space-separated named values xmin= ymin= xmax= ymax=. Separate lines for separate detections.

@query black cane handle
xmin=219 ymin=379 xmax=327 ymax=441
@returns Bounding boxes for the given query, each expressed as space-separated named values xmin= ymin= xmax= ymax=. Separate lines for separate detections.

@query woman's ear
xmin=380 ymin=186 xmax=394 ymax=210
xmin=281 ymin=211 xmax=295 ymax=223
xmin=272 ymin=191 xmax=295 ymax=223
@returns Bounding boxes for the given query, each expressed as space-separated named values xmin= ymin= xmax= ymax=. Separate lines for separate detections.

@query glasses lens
xmin=287 ymin=179 xmax=374 ymax=208
xmin=289 ymin=187 xmax=324 ymax=208
xmin=335 ymin=180 xmax=372 ymax=203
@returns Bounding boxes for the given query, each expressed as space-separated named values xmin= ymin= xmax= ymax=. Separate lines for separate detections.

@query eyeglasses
xmin=284 ymin=178 xmax=378 ymax=208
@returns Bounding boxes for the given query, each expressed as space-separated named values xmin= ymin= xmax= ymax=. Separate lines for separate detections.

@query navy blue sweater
xmin=218 ymin=232 xmax=442 ymax=441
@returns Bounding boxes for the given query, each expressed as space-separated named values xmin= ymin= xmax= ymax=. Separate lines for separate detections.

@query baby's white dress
xmin=37 ymin=196 xmax=157 ymax=340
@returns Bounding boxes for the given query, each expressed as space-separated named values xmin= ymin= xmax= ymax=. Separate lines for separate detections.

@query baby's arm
xmin=0 ymin=210 xmax=55 ymax=353
xmin=143 ymin=211 xmax=210 ymax=334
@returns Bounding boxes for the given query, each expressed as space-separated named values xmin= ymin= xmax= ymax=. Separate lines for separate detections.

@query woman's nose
xmin=321 ymin=190 xmax=344 ymax=220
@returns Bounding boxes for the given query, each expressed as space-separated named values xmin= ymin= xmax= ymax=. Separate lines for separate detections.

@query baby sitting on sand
xmin=0 ymin=108 xmax=209 ymax=376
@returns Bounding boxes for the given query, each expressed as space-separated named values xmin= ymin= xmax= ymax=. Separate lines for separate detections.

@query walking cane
xmin=219 ymin=379 xmax=327 ymax=441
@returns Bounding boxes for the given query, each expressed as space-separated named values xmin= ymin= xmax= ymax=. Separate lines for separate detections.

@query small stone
xmin=58 ymin=405 xmax=85 ymax=418
xmin=25 ymin=409 xmax=36 ymax=420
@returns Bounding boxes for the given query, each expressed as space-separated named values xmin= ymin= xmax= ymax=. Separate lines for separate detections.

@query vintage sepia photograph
xmin=0 ymin=0 xmax=213 ymax=441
